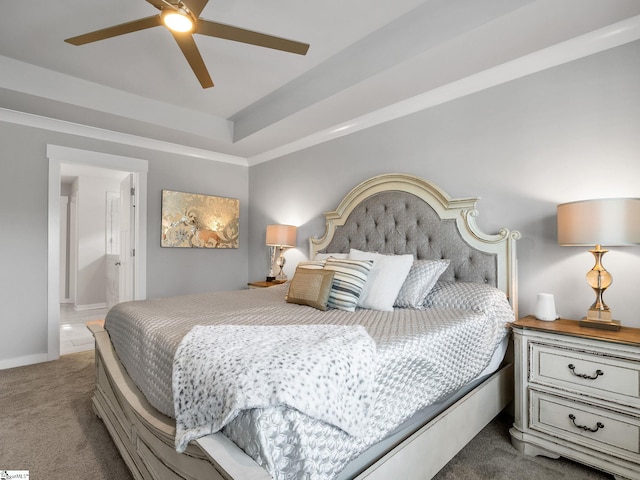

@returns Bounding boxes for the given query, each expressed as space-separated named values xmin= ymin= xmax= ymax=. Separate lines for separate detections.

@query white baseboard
xmin=74 ymin=302 xmax=107 ymax=311
xmin=0 ymin=353 xmax=50 ymax=370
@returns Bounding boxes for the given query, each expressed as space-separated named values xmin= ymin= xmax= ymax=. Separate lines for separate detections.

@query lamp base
xmin=579 ymin=317 xmax=620 ymax=331
xmin=586 ymin=307 xmax=612 ymax=322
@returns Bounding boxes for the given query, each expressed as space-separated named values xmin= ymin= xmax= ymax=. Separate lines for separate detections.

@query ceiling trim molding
xmin=2 ymin=13 xmax=639 ymax=167
xmin=0 ymin=55 xmax=233 ymax=143
xmin=0 ymin=107 xmax=248 ymax=166
xmin=248 ymin=14 xmax=640 ymax=165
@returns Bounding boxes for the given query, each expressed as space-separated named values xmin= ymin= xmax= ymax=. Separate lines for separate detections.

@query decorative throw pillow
xmin=424 ymin=281 xmax=515 ymax=324
xmin=323 ymin=258 xmax=374 ymax=312
xmin=394 ymin=259 xmax=450 ymax=308
xmin=314 ymin=252 xmax=349 ymax=261
xmin=348 ymin=249 xmax=414 ymax=311
xmin=286 ymin=267 xmax=336 ymax=311
xmin=296 ymin=260 xmax=326 ymax=270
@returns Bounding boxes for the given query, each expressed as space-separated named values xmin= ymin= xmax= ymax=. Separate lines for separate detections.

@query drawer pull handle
xmin=568 ymin=414 xmax=604 ymax=433
xmin=568 ymin=364 xmax=603 ymax=380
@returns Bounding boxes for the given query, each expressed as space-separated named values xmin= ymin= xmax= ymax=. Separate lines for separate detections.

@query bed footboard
xmin=88 ymin=323 xmax=271 ymax=480
xmin=89 ymin=323 xmax=512 ymax=480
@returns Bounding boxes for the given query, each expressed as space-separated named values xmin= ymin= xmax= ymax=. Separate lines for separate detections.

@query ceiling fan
xmin=64 ymin=0 xmax=310 ymax=89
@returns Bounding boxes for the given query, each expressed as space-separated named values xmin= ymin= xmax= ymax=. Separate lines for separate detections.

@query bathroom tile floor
xmin=60 ymin=304 xmax=109 ymax=355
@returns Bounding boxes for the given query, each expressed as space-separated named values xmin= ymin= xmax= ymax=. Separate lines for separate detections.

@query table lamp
xmin=557 ymin=198 xmax=640 ymax=330
xmin=265 ymin=224 xmax=297 ymax=281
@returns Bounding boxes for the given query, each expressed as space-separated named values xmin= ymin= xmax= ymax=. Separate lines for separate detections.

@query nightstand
xmin=247 ymin=280 xmax=287 ymax=289
xmin=510 ymin=315 xmax=640 ymax=480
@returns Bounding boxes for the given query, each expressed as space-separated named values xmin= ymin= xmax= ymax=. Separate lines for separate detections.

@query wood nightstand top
xmin=512 ymin=315 xmax=640 ymax=347
xmin=247 ymin=280 xmax=287 ymax=288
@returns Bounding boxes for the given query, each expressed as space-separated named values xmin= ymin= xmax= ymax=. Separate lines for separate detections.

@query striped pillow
xmin=323 ymin=258 xmax=373 ymax=312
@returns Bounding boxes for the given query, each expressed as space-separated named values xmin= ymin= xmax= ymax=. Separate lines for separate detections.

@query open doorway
xmin=59 ymin=164 xmax=133 ymax=354
xmin=47 ymin=145 xmax=148 ymax=360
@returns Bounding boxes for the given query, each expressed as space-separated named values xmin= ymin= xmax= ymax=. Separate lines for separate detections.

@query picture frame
xmin=161 ymin=190 xmax=239 ymax=248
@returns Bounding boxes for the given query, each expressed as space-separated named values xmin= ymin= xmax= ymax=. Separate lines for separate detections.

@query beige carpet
xmin=0 ymin=350 xmax=132 ymax=479
xmin=433 ymin=413 xmax=613 ymax=480
xmin=0 ymin=350 xmax=614 ymax=480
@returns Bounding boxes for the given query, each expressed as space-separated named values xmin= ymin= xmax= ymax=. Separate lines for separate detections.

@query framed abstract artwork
xmin=161 ymin=190 xmax=239 ymax=248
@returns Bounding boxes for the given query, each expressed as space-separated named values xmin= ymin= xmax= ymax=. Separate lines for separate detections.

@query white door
xmin=119 ymin=175 xmax=135 ymax=303
xmin=59 ymin=196 xmax=69 ymax=303
xmin=68 ymin=192 xmax=78 ymax=306
xmin=105 ymin=192 xmax=120 ymax=308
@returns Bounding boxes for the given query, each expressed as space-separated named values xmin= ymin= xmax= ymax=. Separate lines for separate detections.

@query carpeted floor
xmin=0 ymin=350 xmax=615 ymax=480
xmin=0 ymin=350 xmax=132 ymax=479
xmin=432 ymin=413 xmax=613 ymax=480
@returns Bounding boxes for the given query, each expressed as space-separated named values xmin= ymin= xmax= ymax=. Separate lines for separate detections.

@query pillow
xmin=286 ymin=267 xmax=336 ymax=311
xmin=394 ymin=259 xmax=450 ymax=308
xmin=348 ymin=249 xmax=413 ymax=311
xmin=323 ymin=258 xmax=374 ymax=312
xmin=424 ymin=281 xmax=515 ymax=324
xmin=296 ymin=260 xmax=326 ymax=270
xmin=314 ymin=252 xmax=349 ymax=261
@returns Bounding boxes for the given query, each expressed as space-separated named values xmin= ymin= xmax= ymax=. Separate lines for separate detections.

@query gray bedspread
xmin=105 ymin=283 xmax=513 ymax=479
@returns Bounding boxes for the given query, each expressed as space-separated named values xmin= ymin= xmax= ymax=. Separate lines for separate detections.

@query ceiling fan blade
xmin=65 ymin=16 xmax=162 ymax=45
xmin=145 ymin=0 xmax=167 ymax=10
xmin=145 ymin=0 xmax=208 ymax=17
xmin=171 ymin=32 xmax=214 ymax=88
xmin=183 ymin=0 xmax=210 ymax=18
xmin=196 ymin=20 xmax=309 ymax=55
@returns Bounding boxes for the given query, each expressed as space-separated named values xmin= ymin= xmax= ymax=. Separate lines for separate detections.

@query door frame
xmin=47 ymin=145 xmax=148 ymax=360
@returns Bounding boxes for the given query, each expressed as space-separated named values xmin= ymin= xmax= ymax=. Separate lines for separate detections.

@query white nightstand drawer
xmin=531 ymin=343 xmax=640 ymax=402
xmin=530 ymin=390 xmax=640 ymax=458
xmin=512 ymin=317 xmax=640 ymax=479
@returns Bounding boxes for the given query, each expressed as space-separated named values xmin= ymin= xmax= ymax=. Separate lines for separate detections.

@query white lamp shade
xmin=266 ymin=224 xmax=297 ymax=247
xmin=557 ymin=198 xmax=640 ymax=246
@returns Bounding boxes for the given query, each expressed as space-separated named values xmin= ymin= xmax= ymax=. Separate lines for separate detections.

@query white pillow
xmin=297 ymin=260 xmax=326 ymax=270
xmin=348 ymin=248 xmax=413 ymax=311
xmin=314 ymin=252 xmax=349 ymax=261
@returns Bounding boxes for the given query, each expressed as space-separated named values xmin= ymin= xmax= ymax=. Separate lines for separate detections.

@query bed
xmin=88 ymin=172 xmax=520 ymax=480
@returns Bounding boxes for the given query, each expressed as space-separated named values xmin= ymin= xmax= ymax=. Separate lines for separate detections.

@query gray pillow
xmin=394 ymin=259 xmax=450 ymax=308
xmin=424 ymin=281 xmax=515 ymax=324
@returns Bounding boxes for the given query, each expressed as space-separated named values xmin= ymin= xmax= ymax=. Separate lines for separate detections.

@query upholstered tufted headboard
xmin=309 ymin=173 xmax=520 ymax=313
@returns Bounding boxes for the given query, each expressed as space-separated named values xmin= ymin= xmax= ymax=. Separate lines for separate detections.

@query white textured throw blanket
xmin=173 ymin=324 xmax=377 ymax=452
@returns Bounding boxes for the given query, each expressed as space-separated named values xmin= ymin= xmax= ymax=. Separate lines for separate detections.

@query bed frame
xmin=89 ymin=172 xmax=520 ymax=480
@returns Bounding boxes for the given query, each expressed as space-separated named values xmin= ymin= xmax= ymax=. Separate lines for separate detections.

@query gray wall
xmin=249 ymin=40 xmax=640 ymax=327
xmin=0 ymin=123 xmax=248 ymax=364
xmin=146 ymin=154 xmax=248 ymax=298
xmin=2 ymin=39 xmax=639 ymax=367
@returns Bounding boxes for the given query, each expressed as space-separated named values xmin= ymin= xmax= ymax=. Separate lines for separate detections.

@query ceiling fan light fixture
xmin=65 ymin=0 xmax=309 ymax=89
xmin=162 ymin=8 xmax=194 ymax=33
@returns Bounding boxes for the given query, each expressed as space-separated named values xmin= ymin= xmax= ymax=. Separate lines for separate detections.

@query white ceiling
xmin=1 ymin=0 xmax=640 ymax=164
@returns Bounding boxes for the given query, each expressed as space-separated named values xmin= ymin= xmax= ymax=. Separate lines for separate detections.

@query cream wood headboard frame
xmin=309 ymin=173 xmax=520 ymax=315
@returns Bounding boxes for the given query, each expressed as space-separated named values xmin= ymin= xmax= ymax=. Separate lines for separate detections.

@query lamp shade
xmin=266 ymin=224 xmax=297 ymax=247
xmin=557 ymin=198 xmax=640 ymax=246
